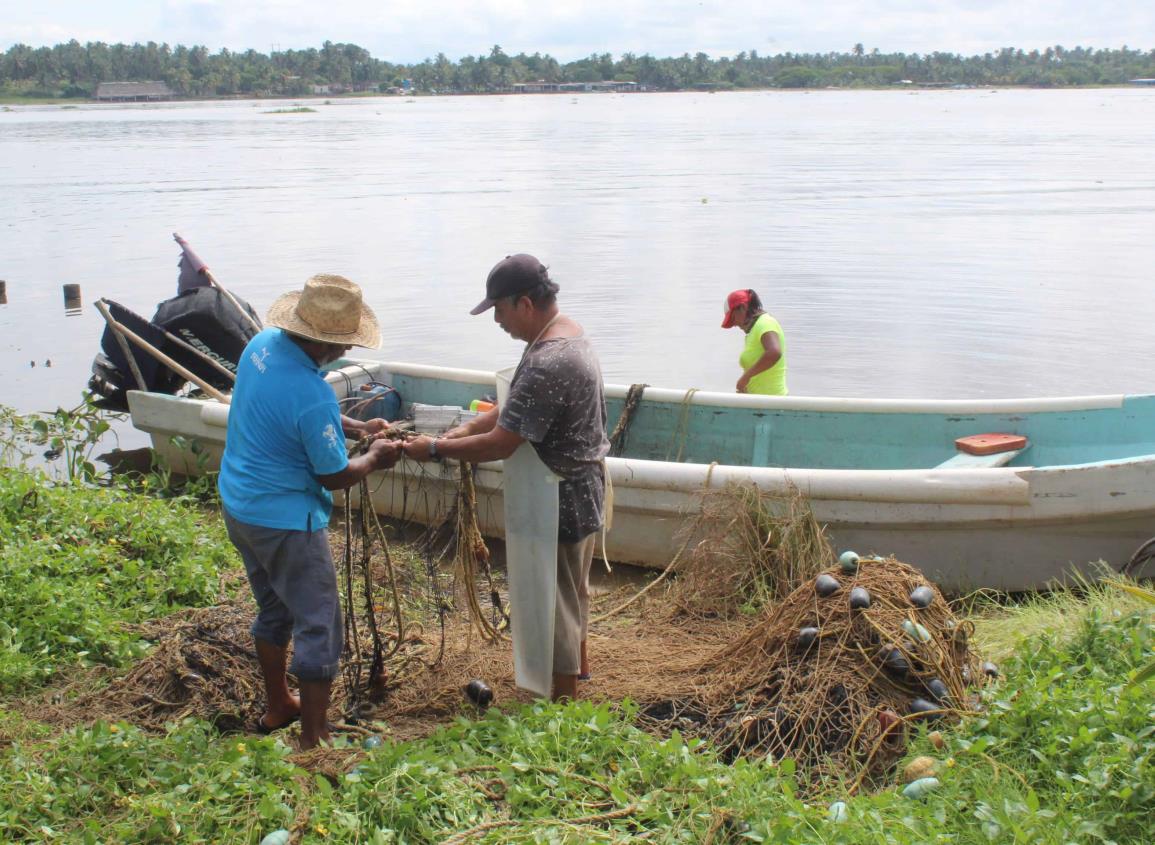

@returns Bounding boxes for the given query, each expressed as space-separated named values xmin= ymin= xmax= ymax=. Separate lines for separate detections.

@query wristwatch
xmin=428 ymin=437 xmax=442 ymax=462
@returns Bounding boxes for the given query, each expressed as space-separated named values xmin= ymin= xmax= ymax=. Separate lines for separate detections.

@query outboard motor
xmin=87 ymin=236 xmax=261 ymax=410
xmin=152 ymin=286 xmax=261 ymax=390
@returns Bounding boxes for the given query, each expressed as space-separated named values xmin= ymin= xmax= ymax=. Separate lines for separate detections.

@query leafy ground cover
xmin=0 ymin=467 xmax=236 ymax=692
xmin=0 ymin=595 xmax=1150 ymax=843
xmin=0 ymin=438 xmax=1151 ymax=843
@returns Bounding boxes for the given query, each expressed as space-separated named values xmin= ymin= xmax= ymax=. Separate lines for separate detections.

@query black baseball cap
xmin=470 ymin=253 xmax=550 ymax=315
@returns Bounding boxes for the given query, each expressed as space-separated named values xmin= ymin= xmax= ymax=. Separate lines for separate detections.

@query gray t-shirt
xmin=499 ymin=334 xmax=610 ymax=543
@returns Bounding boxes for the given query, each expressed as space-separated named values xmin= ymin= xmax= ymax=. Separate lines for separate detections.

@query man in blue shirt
xmin=220 ymin=274 xmax=401 ymax=749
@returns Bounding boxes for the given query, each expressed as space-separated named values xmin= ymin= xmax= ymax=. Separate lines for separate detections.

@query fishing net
xmin=579 ymin=482 xmax=986 ymax=788
xmin=668 ymin=483 xmax=833 ymax=620
xmin=334 ymin=435 xmax=509 ymax=720
xmin=24 ymin=449 xmax=500 ymax=740
xmin=23 ymin=586 xmax=727 ymax=745
xmin=589 ymin=482 xmax=831 ymax=625
xmin=20 ymin=473 xmax=984 ymax=790
xmin=640 ymin=556 xmax=983 ymax=789
xmin=52 ymin=602 xmax=263 ymax=733
xmin=607 ymin=383 xmax=647 ymax=457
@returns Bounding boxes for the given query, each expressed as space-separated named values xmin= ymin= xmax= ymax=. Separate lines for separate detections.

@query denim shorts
xmin=224 ymin=511 xmax=343 ymax=682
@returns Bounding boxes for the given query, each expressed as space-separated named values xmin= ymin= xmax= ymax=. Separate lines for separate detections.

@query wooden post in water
xmin=63 ymin=283 xmax=82 ymax=312
xmin=0 ymin=280 xmax=7 ymax=305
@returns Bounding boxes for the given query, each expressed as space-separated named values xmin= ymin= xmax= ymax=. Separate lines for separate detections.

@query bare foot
xmin=298 ymin=723 xmax=335 ymax=751
xmin=552 ymin=673 xmax=579 ymax=701
xmin=298 ymin=679 xmax=334 ymax=749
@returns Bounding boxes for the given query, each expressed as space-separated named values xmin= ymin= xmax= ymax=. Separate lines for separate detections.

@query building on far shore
xmin=510 ymin=81 xmax=639 ymax=94
xmin=1130 ymin=78 xmax=1155 ymax=86
xmin=95 ymin=82 xmax=174 ymax=102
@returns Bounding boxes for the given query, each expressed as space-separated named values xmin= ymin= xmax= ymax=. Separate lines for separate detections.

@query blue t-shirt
xmin=219 ymin=328 xmax=349 ymax=530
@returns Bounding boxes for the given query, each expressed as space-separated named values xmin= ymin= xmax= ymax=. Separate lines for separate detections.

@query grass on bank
xmin=0 ymin=460 xmax=1151 ymax=843
xmin=0 ymin=97 xmax=90 ymax=106
xmin=0 ymin=467 xmax=236 ymax=692
xmin=0 ymin=603 xmax=1151 ymax=844
xmin=969 ymin=575 xmax=1148 ymax=664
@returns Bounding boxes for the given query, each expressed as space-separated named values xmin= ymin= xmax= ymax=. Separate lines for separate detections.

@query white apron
xmin=496 ymin=364 xmax=560 ymax=697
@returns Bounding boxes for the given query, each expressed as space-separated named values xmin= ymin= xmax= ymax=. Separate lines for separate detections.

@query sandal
xmin=255 ymin=714 xmax=300 ymax=735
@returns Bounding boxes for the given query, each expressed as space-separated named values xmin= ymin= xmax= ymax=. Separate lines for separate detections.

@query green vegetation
xmin=0 ymin=405 xmax=1151 ymax=841
xmin=309 ymin=624 xmax=1152 ymax=844
xmin=0 ymin=720 xmax=302 ymax=841
xmin=1 ymin=397 xmax=117 ymax=484
xmin=0 ymin=466 xmax=236 ymax=692
xmin=1 ymin=40 xmax=1152 ymax=100
xmin=968 ymin=576 xmax=1147 ymax=664
xmin=0 ymin=602 xmax=1151 ymax=843
xmin=0 ymin=90 xmax=88 ymax=104
xmin=263 ymin=106 xmax=317 ymax=113
xmin=1110 ymin=578 xmax=1155 ymax=687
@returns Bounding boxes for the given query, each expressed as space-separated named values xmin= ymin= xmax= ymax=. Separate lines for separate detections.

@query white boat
xmin=128 ymin=359 xmax=1155 ymax=592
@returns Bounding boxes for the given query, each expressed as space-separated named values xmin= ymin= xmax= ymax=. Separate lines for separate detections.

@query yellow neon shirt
xmin=739 ymin=313 xmax=788 ymax=395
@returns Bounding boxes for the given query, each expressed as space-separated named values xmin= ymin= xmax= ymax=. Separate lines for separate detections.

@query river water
xmin=2 ymin=88 xmax=1154 ymax=438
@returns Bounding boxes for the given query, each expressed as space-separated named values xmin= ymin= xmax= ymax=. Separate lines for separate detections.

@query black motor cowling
xmin=88 ymin=288 xmax=261 ymax=410
xmin=152 ymin=286 xmax=261 ymax=389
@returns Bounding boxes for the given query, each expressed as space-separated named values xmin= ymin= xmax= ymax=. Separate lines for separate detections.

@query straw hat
xmin=265 ymin=274 xmax=381 ymax=349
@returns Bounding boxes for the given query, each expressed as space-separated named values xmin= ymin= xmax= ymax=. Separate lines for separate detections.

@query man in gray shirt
xmin=403 ymin=254 xmax=609 ymax=700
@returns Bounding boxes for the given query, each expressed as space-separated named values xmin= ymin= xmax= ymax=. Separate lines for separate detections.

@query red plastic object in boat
xmin=954 ymin=433 xmax=1028 ymax=456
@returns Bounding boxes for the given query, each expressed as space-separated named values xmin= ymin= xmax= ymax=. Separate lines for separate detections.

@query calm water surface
xmin=2 ymin=89 xmax=1154 ymax=438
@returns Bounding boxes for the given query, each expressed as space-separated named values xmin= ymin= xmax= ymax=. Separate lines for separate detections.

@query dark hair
xmin=745 ymin=289 xmax=763 ymax=311
xmin=523 ymin=278 xmax=560 ymax=307
xmin=506 ymin=266 xmax=559 ymax=308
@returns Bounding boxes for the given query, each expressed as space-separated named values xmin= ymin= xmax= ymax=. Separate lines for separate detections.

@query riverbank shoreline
xmin=4 ymin=82 xmax=1153 ymax=107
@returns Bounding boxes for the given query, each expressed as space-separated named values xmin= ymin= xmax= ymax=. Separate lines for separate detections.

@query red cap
xmin=721 ymin=289 xmax=751 ymax=328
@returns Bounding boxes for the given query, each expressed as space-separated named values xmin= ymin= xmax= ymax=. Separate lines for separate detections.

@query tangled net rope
xmin=338 ymin=434 xmax=507 ymax=715
xmin=643 ymin=557 xmax=983 ymax=789
xmin=26 ymin=465 xmax=988 ymax=797
xmin=338 ymin=461 xmax=407 ymax=711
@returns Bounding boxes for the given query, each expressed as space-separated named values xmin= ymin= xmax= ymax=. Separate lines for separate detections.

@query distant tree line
xmin=2 ymin=40 xmax=1153 ymax=98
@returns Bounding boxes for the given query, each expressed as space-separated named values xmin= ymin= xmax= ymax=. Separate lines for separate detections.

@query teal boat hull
xmin=128 ymin=360 xmax=1155 ymax=592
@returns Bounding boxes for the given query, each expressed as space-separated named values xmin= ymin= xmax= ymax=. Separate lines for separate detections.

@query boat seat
xmin=937 ymin=433 xmax=1029 ymax=469
xmin=936 ymin=449 xmax=1023 ymax=469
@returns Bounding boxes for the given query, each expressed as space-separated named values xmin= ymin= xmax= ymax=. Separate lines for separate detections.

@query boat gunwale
xmin=129 ymin=389 xmax=1155 ymax=511
xmin=374 ymin=360 xmax=1129 ymax=415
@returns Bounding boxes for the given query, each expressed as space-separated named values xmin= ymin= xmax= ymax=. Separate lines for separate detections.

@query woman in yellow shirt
xmin=721 ymin=289 xmax=788 ymax=395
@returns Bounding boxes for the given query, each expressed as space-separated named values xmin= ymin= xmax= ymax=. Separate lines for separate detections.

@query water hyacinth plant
xmin=0 ymin=602 xmax=1150 ymax=843
xmin=0 ymin=466 xmax=236 ymax=691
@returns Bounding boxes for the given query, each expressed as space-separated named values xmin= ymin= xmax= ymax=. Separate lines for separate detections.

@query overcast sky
xmin=3 ymin=0 xmax=1154 ymax=63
